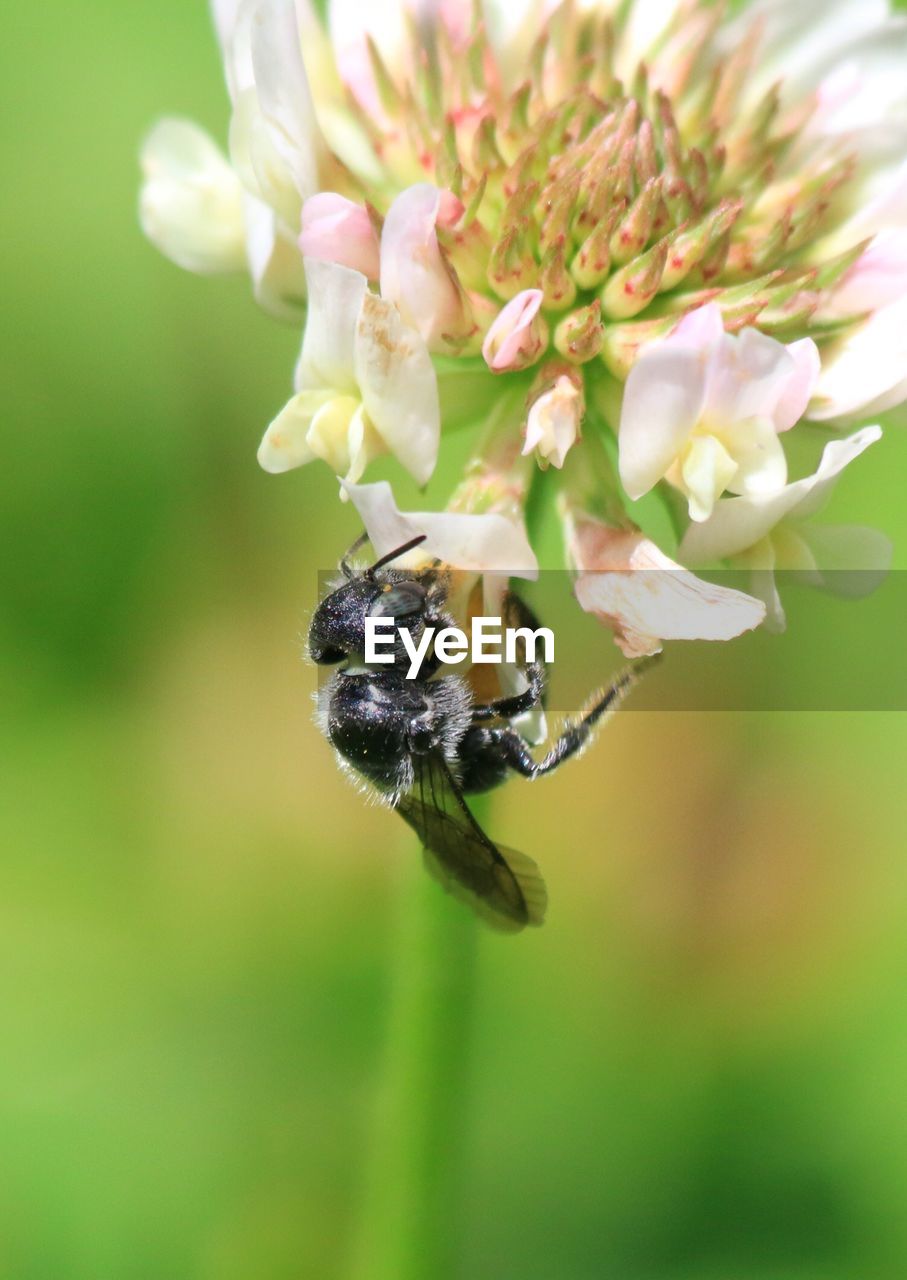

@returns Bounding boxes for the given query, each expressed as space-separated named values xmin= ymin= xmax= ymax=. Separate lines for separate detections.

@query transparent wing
xmin=396 ymin=752 xmax=547 ymax=932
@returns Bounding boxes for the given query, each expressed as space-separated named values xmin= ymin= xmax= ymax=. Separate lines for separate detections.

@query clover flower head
xmin=141 ymin=0 xmax=906 ymax=651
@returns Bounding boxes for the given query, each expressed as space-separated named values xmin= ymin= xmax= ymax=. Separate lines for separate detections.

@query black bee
xmin=310 ymin=535 xmax=649 ymax=931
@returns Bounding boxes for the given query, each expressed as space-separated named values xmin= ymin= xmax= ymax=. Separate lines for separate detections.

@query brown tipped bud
xmin=539 ymin=238 xmax=577 ymax=310
xmin=635 ymin=119 xmax=658 ymax=187
xmin=504 ymin=82 xmax=533 ymax=138
xmin=437 ymin=217 xmax=492 ymax=293
xmin=554 ymin=301 xmax=605 ymax=364
xmin=686 ymin=148 xmax=710 ymax=203
xmin=501 ymin=179 xmax=540 ymax=231
xmin=571 ymin=214 xmax=616 ymax=289
xmin=600 ymin=315 xmax=676 ymax=380
xmin=472 ymin=115 xmax=504 ymax=172
xmin=813 ymin=240 xmax=870 ymax=290
xmin=540 ymin=172 xmax=581 ymax=253
xmin=601 ymin=238 xmax=669 ymax=319
xmin=610 ymin=178 xmax=662 ymax=265
xmin=660 ymin=198 xmax=743 ymax=291
xmin=695 ymin=228 xmax=731 ymax=282
xmin=755 ymin=291 xmax=820 ymax=333
xmin=487 ymin=222 xmax=537 ymax=300
xmin=662 ymin=170 xmax=695 ymax=224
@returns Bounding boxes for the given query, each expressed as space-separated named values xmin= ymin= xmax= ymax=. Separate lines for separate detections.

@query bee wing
xmin=396 ymin=753 xmax=547 ymax=932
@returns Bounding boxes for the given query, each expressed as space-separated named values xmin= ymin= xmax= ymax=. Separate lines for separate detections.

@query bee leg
xmin=470 ymin=663 xmax=545 ymax=723
xmin=492 ymin=662 xmax=651 ymax=778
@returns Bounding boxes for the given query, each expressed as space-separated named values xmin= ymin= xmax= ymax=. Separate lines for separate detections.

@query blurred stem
xmin=348 ymin=821 xmax=482 ymax=1280
xmin=349 ymin=481 xmax=549 ymax=1280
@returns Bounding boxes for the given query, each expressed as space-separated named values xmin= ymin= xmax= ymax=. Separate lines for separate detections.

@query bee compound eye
xmin=372 ymin=582 xmax=427 ymax=619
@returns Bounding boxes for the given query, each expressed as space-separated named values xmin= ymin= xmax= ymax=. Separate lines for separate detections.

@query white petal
xmin=308 ymin=399 xmax=381 ymax=481
xmin=522 ymin=376 xmax=582 ymax=469
xmin=679 ymin=426 xmax=883 ymax=563
xmin=572 ymin=529 xmax=766 ymax=653
xmin=354 ymin=294 xmax=441 ymax=486
xmin=747 ymin=567 xmax=787 ymax=634
xmin=328 ymin=0 xmax=410 ymax=111
xmin=250 ymin=0 xmax=323 ymax=199
xmin=670 ymin=302 xmax=727 ymax=350
xmin=681 ymin=435 xmax=738 ymax=522
xmin=728 ymin=0 xmax=889 ymax=102
xmin=210 ymin=0 xmax=244 ymax=50
xmin=341 ymin=480 xmax=539 ymax=578
xmin=821 ymin=230 xmax=907 ymax=320
xmin=799 ymin=523 xmax=893 ymax=596
xmin=811 ymin=297 xmax=907 ymax=420
xmin=810 ymin=21 xmax=907 ymax=135
xmin=257 ymin=388 xmax=334 ymax=471
xmin=773 ymin=338 xmax=822 ymax=431
xmin=704 ymin=328 xmax=812 ymax=431
xmin=139 ymin=119 xmax=246 ymax=274
xmin=727 ymin=419 xmax=789 ymax=498
xmin=243 ymin=194 xmax=307 ymax=318
xmin=296 ymin=257 xmax=367 ymax=392
xmin=380 ymin=184 xmax=465 ymax=349
xmin=619 ymin=346 xmax=708 ymax=499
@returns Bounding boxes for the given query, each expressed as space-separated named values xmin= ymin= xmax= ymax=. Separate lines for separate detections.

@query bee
xmin=310 ymin=535 xmax=650 ymax=931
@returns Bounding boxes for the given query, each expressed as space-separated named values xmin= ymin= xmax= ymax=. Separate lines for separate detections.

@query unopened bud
xmin=482 ymin=289 xmax=548 ymax=372
xmin=554 ymin=301 xmax=605 ymax=363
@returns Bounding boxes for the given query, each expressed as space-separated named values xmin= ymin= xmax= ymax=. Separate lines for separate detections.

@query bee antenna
xmin=366 ymin=534 xmax=428 ymax=576
xmin=340 ymin=531 xmax=370 ymax=579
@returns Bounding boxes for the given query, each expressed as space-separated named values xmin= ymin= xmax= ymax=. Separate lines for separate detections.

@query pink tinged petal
xmin=139 ymin=119 xmax=247 ymax=275
xmin=299 ymin=193 xmax=380 ymax=278
xmin=570 ymin=523 xmax=765 ymax=657
xmin=328 ymin=0 xmax=409 ymax=112
xmin=772 ymin=338 xmax=821 ymax=431
xmin=522 ymin=376 xmax=583 ymax=469
xmin=295 ymin=257 xmax=366 ymax=392
xmin=380 ymin=185 xmax=465 ymax=350
xmin=822 ymin=230 xmax=907 ymax=320
xmin=250 ymin=0 xmax=322 ymax=199
xmin=353 ymin=293 xmax=441 ymax=486
xmin=811 ymin=297 xmax=907 ymax=420
xmin=703 ymin=328 xmax=808 ymax=430
xmin=669 ymin=302 xmax=726 ymax=350
xmin=679 ymin=426 xmax=883 ymax=564
xmin=482 ymin=290 xmax=546 ymax=372
xmin=618 ymin=346 xmax=708 ymax=500
xmin=341 ymin=481 xmax=539 ymax=579
xmin=846 ymin=157 xmax=907 ymax=241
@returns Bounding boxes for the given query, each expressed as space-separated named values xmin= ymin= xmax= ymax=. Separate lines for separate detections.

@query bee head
xmin=309 ymin=537 xmax=430 ymax=665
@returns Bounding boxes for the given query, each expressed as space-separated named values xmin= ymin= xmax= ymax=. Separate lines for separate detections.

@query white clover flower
xmin=258 ymin=259 xmax=439 ymax=486
xmin=142 ymin=0 xmax=907 ymax=652
xmin=522 ymin=371 xmax=584 ymax=470
xmin=341 ymin=478 xmax=538 ymax=580
xmin=566 ymin=513 xmax=767 ymax=660
xmin=619 ymin=304 xmax=820 ymax=522
xmin=139 ymin=120 xmax=247 ymax=274
xmin=679 ymin=426 xmax=891 ymax=630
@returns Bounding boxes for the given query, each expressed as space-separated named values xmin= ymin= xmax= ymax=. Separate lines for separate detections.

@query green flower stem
xmin=348 ymin=827 xmax=481 ymax=1280
xmin=349 ymin=484 xmax=549 ymax=1280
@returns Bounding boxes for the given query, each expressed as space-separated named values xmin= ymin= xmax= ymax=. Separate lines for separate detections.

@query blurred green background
xmin=4 ymin=2 xmax=907 ymax=1277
